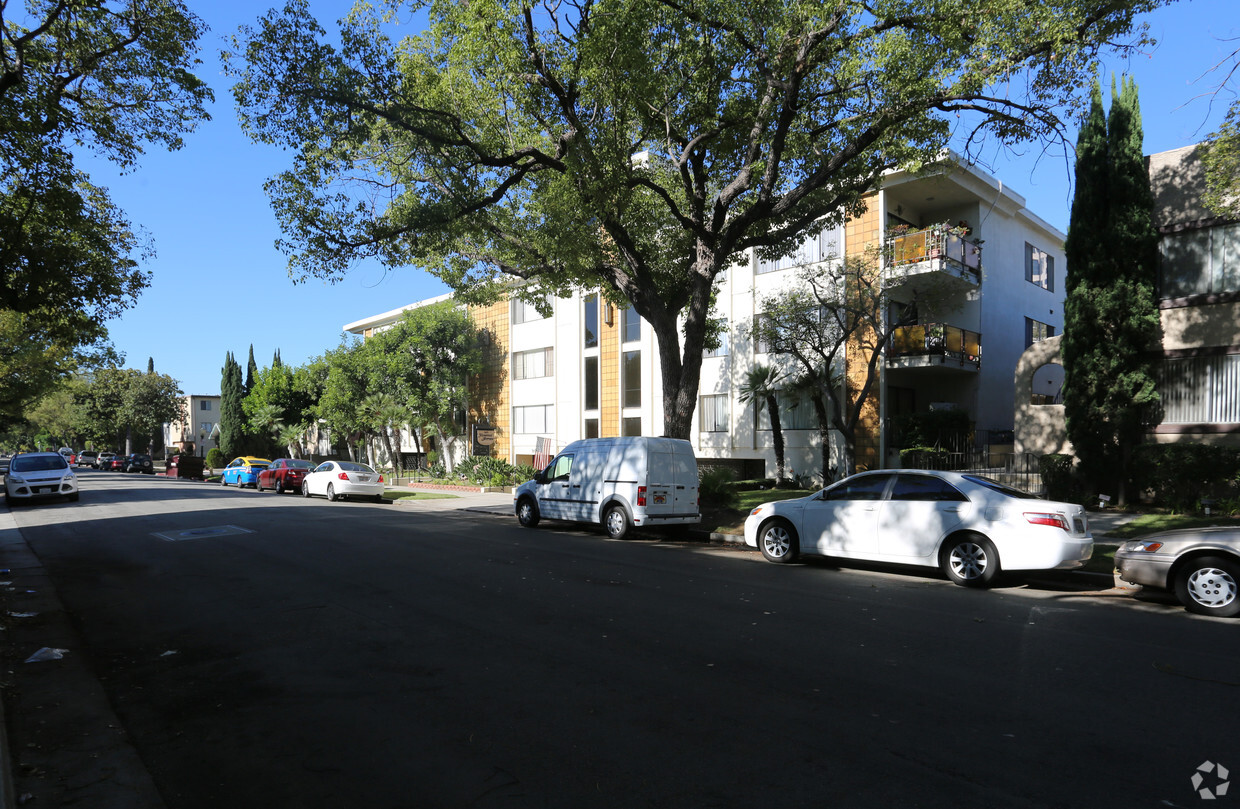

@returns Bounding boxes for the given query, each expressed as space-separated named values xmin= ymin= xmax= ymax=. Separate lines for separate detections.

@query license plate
xmin=357 ymin=476 xmax=371 ymax=482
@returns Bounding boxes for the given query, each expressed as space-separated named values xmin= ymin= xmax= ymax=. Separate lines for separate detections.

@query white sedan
xmin=744 ymin=470 xmax=1092 ymax=587
xmin=301 ymin=460 xmax=386 ymax=503
xmin=4 ymin=451 xmax=79 ymax=505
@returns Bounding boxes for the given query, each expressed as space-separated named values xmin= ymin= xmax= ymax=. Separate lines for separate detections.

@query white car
xmin=4 ymin=452 xmax=79 ymax=505
xmin=744 ymin=469 xmax=1092 ymax=587
xmin=301 ymin=461 xmax=386 ymax=503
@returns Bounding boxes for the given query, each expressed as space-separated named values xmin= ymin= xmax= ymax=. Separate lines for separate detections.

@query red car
xmin=256 ymin=458 xmax=315 ymax=494
xmin=107 ymin=455 xmax=127 ymax=471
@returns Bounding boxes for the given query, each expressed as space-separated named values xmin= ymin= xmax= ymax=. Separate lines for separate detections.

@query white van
xmin=514 ymin=437 xmax=700 ymax=539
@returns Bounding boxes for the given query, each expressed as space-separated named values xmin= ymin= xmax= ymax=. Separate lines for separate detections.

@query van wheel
xmin=603 ymin=505 xmax=629 ymax=539
xmin=516 ymin=497 xmax=540 ymax=528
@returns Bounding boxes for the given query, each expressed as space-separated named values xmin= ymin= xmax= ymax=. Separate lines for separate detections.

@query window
xmin=199 ymin=400 xmax=212 ymax=411
xmin=199 ymin=422 xmax=214 ymax=437
xmin=754 ymin=314 xmax=775 ymax=355
xmin=1024 ymin=318 xmax=1055 ymax=348
xmin=584 ymin=356 xmax=599 ymax=410
xmin=584 ymin=418 xmax=599 ymax=439
xmin=889 ymin=475 xmax=967 ymax=502
xmin=1025 ymin=243 xmax=1055 ymax=291
xmin=547 ymin=454 xmax=573 ymax=481
xmin=757 ymin=221 xmax=844 ymax=274
xmin=1160 ymin=223 xmax=1240 ymax=298
xmin=699 ymin=394 xmax=729 ymax=432
xmin=703 ymin=318 xmax=729 ymax=358
xmin=1158 ymin=354 xmax=1240 ymax=424
xmin=821 ymin=474 xmax=893 ymax=501
xmin=622 ymin=350 xmax=641 ymax=408
xmin=584 ymin=294 xmax=599 ymax=348
xmin=512 ymin=295 xmax=550 ymax=324
xmin=513 ymin=347 xmax=554 ymax=380
xmin=622 ymin=305 xmax=641 ymax=343
xmin=622 ymin=417 xmax=642 ymax=436
xmin=512 ymin=404 xmax=554 ymax=434
xmin=756 ymin=391 xmax=818 ymax=431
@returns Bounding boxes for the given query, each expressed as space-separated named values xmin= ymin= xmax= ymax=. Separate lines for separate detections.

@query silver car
xmin=4 ymin=452 xmax=79 ymax=505
xmin=1115 ymin=527 xmax=1240 ymax=617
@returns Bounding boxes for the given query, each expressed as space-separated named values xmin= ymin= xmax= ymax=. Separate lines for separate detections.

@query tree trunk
xmin=651 ymin=273 xmax=711 ymax=439
xmin=765 ymin=393 xmax=786 ymax=481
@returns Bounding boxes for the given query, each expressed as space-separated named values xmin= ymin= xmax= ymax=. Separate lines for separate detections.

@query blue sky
xmin=85 ymin=0 xmax=1238 ymax=396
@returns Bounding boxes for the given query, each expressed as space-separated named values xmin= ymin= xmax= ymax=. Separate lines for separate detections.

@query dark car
xmin=257 ymin=458 xmax=315 ymax=494
xmin=107 ymin=455 xmax=127 ymax=471
xmin=124 ymin=453 xmax=154 ymax=474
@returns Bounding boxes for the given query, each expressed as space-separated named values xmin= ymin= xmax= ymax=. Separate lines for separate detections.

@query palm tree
xmin=277 ymin=423 xmax=306 ymax=459
xmin=738 ymin=364 xmax=788 ymax=483
xmin=359 ymin=392 xmax=408 ymax=474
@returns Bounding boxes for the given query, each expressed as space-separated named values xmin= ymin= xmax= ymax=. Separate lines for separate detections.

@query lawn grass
xmin=384 ymin=489 xmax=459 ymax=502
xmin=700 ymin=488 xmax=815 ymax=535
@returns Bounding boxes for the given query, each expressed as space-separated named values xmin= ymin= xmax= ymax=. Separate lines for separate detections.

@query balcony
xmin=888 ymin=323 xmax=981 ymax=371
xmin=886 ymin=224 xmax=982 ymax=288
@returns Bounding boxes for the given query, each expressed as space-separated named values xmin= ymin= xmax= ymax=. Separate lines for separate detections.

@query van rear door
xmin=672 ymin=447 xmax=699 ymax=518
xmin=646 ymin=446 xmax=676 ymax=519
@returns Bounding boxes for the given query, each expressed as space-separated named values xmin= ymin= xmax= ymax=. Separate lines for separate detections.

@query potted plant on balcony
xmin=926 ymin=323 xmax=945 ymax=350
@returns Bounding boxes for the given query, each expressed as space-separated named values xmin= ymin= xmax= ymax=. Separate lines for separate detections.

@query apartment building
xmin=1148 ymin=144 xmax=1240 ymax=445
xmin=163 ymin=394 xmax=222 ymax=457
xmin=346 ymin=159 xmax=1067 ymax=481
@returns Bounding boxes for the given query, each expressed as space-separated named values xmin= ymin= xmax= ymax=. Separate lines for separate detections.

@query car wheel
xmin=603 ymin=504 xmax=629 ymax=539
xmin=941 ymin=534 xmax=999 ymax=588
xmin=1174 ymin=556 xmax=1240 ymax=618
xmin=373 ymin=494 xmax=383 ymax=504
xmin=275 ymin=479 xmax=285 ymax=495
xmin=221 ymin=476 xmax=229 ymax=487
xmin=302 ymin=481 xmax=311 ymax=498
xmin=516 ymin=497 xmax=540 ymax=528
xmin=326 ymin=483 xmax=337 ymax=502
xmin=758 ymin=519 xmax=799 ymax=563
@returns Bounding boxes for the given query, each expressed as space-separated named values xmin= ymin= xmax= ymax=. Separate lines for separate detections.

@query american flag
xmin=533 ymin=436 xmax=554 ymax=470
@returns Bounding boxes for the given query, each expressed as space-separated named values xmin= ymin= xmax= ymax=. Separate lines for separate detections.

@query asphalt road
xmin=2 ymin=471 xmax=1237 ymax=809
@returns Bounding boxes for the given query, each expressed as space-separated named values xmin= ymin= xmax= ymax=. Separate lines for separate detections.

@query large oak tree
xmin=228 ymin=0 xmax=1167 ymax=438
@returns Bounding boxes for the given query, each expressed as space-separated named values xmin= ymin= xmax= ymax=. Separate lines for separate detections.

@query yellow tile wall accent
xmin=467 ymin=299 xmax=512 ymax=460
xmin=599 ymin=297 xmax=621 ymax=437
xmin=846 ymin=193 xmax=882 ymax=472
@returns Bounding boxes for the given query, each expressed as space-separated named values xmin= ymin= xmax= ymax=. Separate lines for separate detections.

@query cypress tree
xmin=1062 ymin=76 xmax=1162 ymax=503
xmin=219 ymin=352 xmax=246 ymax=459
xmin=245 ymin=344 xmax=258 ymax=396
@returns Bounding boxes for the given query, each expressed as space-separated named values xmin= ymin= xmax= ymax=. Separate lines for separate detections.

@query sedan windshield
xmin=12 ymin=455 xmax=68 ymax=472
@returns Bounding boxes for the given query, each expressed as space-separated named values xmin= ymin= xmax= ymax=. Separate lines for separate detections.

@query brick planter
xmin=404 ymin=482 xmax=512 ymax=494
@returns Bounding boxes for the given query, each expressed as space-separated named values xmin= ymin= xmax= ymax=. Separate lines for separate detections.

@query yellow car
xmin=220 ymin=456 xmax=271 ymax=489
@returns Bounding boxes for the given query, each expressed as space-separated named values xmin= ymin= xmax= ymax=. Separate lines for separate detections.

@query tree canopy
xmin=2 ymin=0 xmax=214 ymax=412
xmin=227 ymin=0 xmax=1167 ymax=438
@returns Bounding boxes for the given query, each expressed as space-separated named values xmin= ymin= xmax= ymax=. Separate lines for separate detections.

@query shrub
xmin=699 ymin=467 xmax=739 ymax=509
xmin=1127 ymin=444 xmax=1240 ymax=510
xmin=901 ymin=447 xmax=953 ymax=470
xmin=1039 ymin=454 xmax=1079 ymax=503
xmin=206 ymin=448 xmax=226 ymax=470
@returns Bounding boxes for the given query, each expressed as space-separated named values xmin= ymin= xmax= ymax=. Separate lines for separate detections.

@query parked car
xmin=77 ymin=450 xmax=98 ymax=468
xmin=301 ymin=461 xmax=385 ymax=503
xmin=221 ymin=456 xmax=271 ymax=488
xmin=4 ymin=451 xmax=79 ymax=504
xmin=1115 ymin=527 xmax=1240 ymax=617
xmin=124 ymin=453 xmax=154 ymax=474
xmin=94 ymin=451 xmax=116 ymax=469
xmin=257 ymin=458 xmax=315 ymax=494
xmin=0 ymin=455 xmax=10 ymax=475
xmin=513 ymin=437 xmax=701 ymax=539
xmin=743 ymin=469 xmax=1093 ymax=587
xmin=107 ymin=455 xmax=127 ymax=471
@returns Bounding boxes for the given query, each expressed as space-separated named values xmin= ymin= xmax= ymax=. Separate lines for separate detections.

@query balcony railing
xmin=887 ymin=224 xmax=982 ymax=286
xmin=889 ymin=323 xmax=981 ymax=369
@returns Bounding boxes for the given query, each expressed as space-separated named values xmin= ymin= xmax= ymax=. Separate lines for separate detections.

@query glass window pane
xmin=1213 ymin=223 xmax=1240 ymax=293
xmin=623 ymin=351 xmax=641 ymax=408
xmin=584 ymin=356 xmax=599 ymax=411
xmin=584 ymin=294 xmax=599 ymax=348
xmin=622 ymin=305 xmax=641 ymax=342
xmin=1160 ymin=230 xmax=1211 ymax=297
xmin=622 ymin=417 xmax=642 ymax=436
xmin=822 ymin=474 xmax=892 ymax=501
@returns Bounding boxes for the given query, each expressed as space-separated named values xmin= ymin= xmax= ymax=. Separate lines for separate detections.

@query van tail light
xmin=637 ymin=486 xmax=647 ymax=507
xmin=1024 ymin=512 xmax=1069 ymax=531
xmin=338 ymin=472 xmax=350 ymax=481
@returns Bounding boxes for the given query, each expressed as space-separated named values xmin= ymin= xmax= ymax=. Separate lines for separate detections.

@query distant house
xmin=163 ymin=394 xmax=221 ymax=457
